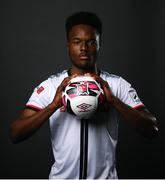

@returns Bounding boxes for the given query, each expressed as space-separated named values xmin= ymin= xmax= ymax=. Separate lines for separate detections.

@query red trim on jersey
xmin=26 ymin=104 xmax=43 ymax=110
xmin=133 ymin=104 xmax=145 ymax=109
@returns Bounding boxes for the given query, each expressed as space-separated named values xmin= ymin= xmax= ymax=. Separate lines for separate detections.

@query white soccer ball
xmin=62 ymin=76 xmax=105 ymax=119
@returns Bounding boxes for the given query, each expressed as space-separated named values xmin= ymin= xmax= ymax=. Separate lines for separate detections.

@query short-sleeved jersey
xmin=26 ymin=70 xmax=144 ymax=179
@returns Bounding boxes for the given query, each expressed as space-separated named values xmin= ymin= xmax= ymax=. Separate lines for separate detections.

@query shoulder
xmin=100 ymin=70 xmax=132 ymax=95
xmin=33 ymin=70 xmax=68 ymax=91
xmin=100 ymin=70 xmax=121 ymax=85
xmin=100 ymin=70 xmax=130 ymax=86
xmin=49 ymin=69 xmax=68 ymax=79
xmin=100 ymin=70 xmax=120 ymax=79
xmin=47 ymin=69 xmax=68 ymax=86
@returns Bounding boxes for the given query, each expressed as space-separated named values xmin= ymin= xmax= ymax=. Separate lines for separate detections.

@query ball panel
xmin=62 ymin=76 xmax=105 ymax=119
xmin=67 ymin=99 xmax=76 ymax=116
xmin=70 ymin=96 xmax=97 ymax=119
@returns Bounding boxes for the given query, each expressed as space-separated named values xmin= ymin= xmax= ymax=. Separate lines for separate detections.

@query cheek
xmin=89 ymin=48 xmax=98 ymax=56
xmin=69 ymin=46 xmax=79 ymax=57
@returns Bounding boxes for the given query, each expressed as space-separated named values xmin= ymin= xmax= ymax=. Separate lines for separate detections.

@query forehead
xmin=68 ymin=24 xmax=98 ymax=39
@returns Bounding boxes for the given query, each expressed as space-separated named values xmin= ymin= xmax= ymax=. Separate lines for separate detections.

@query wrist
xmin=107 ymin=94 xmax=118 ymax=105
xmin=48 ymin=102 xmax=59 ymax=112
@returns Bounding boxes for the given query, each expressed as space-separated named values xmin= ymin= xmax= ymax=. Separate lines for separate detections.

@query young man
xmin=10 ymin=12 xmax=158 ymax=179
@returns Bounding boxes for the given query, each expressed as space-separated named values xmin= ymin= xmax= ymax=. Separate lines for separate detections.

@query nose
xmin=80 ymin=41 xmax=88 ymax=51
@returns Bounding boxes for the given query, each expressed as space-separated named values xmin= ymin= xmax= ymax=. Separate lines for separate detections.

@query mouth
xmin=79 ymin=54 xmax=90 ymax=60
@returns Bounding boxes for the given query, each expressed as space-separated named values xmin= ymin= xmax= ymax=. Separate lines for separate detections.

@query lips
xmin=79 ymin=53 xmax=90 ymax=60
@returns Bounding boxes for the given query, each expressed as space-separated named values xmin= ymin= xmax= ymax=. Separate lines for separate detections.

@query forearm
xmin=109 ymin=95 xmax=158 ymax=138
xmin=10 ymin=103 xmax=58 ymax=143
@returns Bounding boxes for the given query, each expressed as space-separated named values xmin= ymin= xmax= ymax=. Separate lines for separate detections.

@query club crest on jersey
xmin=36 ymin=86 xmax=44 ymax=94
xmin=77 ymin=82 xmax=89 ymax=95
xmin=129 ymin=88 xmax=140 ymax=103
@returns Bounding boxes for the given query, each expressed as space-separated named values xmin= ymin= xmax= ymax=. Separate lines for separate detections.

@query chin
xmin=71 ymin=58 xmax=96 ymax=71
xmin=78 ymin=64 xmax=93 ymax=70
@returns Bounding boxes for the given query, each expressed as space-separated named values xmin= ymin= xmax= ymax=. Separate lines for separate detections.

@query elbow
xmin=10 ymin=135 xmax=20 ymax=144
xmin=142 ymin=116 xmax=159 ymax=139
xmin=10 ymin=123 xmax=21 ymax=144
xmin=10 ymin=137 xmax=20 ymax=144
xmin=141 ymin=119 xmax=159 ymax=139
xmin=10 ymin=130 xmax=18 ymax=144
xmin=149 ymin=117 xmax=159 ymax=139
xmin=146 ymin=125 xmax=158 ymax=139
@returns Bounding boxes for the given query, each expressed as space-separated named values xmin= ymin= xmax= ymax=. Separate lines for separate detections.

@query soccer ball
xmin=62 ymin=76 xmax=105 ymax=119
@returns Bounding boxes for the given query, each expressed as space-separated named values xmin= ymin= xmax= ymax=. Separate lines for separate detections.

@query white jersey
xmin=26 ymin=70 xmax=144 ymax=179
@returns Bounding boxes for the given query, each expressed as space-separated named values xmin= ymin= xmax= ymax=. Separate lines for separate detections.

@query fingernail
xmin=60 ymin=106 xmax=66 ymax=112
xmin=85 ymin=73 xmax=90 ymax=76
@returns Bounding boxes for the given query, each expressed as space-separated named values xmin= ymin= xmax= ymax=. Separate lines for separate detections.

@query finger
xmin=84 ymin=73 xmax=97 ymax=77
xmin=67 ymin=74 xmax=78 ymax=84
xmin=94 ymin=75 xmax=105 ymax=84
xmin=84 ymin=73 xmax=92 ymax=76
xmin=83 ymin=73 xmax=107 ymax=89
xmin=59 ymin=74 xmax=78 ymax=91
xmin=61 ymin=76 xmax=72 ymax=86
xmin=60 ymin=106 xmax=66 ymax=112
xmin=57 ymin=81 xmax=68 ymax=92
xmin=71 ymin=74 xmax=78 ymax=78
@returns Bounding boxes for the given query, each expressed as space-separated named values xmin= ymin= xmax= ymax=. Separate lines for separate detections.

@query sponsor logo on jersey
xmin=36 ymin=86 xmax=44 ymax=94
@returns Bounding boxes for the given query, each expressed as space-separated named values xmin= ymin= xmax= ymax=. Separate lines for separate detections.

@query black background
xmin=1 ymin=0 xmax=165 ymax=178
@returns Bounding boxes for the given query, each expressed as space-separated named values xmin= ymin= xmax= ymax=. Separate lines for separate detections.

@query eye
xmin=72 ymin=39 xmax=81 ymax=45
xmin=88 ymin=40 xmax=97 ymax=46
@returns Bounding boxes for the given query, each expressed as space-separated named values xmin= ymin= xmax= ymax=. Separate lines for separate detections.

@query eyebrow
xmin=72 ymin=37 xmax=96 ymax=41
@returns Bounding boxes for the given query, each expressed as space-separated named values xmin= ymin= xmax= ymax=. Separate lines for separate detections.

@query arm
xmin=92 ymin=74 xmax=158 ymax=138
xmin=10 ymin=103 xmax=58 ymax=143
xmin=10 ymin=75 xmax=76 ymax=143
xmin=109 ymin=95 xmax=158 ymax=138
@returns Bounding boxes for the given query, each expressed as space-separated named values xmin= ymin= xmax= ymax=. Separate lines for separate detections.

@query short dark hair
xmin=65 ymin=11 xmax=102 ymax=40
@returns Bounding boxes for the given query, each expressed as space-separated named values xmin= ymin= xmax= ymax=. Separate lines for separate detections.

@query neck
xmin=69 ymin=64 xmax=99 ymax=76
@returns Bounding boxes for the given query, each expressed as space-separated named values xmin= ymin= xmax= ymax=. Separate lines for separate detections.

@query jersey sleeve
xmin=117 ymin=77 xmax=145 ymax=109
xmin=26 ymin=78 xmax=54 ymax=110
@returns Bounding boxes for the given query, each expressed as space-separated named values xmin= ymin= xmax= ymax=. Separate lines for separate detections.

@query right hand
xmin=51 ymin=74 xmax=78 ymax=109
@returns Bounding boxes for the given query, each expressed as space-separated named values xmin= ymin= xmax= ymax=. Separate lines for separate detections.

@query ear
xmin=98 ymin=43 xmax=101 ymax=51
xmin=96 ymin=34 xmax=101 ymax=51
xmin=67 ymin=41 xmax=69 ymax=47
xmin=67 ymin=41 xmax=70 ymax=52
xmin=67 ymin=37 xmax=70 ymax=46
xmin=97 ymin=41 xmax=101 ymax=51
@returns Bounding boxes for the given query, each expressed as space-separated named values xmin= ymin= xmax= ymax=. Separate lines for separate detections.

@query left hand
xmin=84 ymin=73 xmax=114 ymax=104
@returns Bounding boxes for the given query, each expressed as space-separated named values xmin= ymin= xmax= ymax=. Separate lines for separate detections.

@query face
xmin=67 ymin=24 xmax=100 ymax=71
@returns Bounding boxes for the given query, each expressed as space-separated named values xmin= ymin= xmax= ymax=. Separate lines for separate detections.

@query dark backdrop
xmin=1 ymin=0 xmax=165 ymax=178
